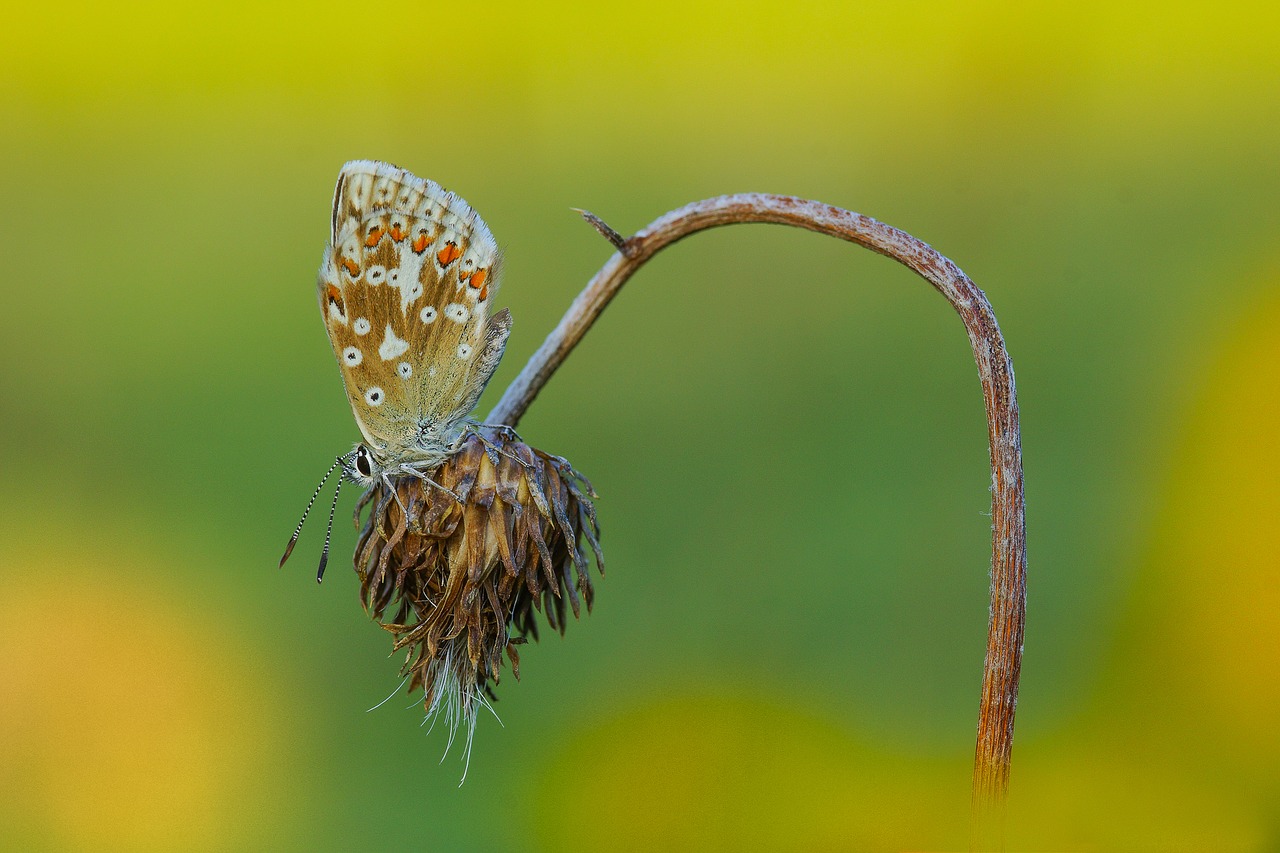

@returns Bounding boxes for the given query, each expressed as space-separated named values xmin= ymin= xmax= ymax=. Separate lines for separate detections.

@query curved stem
xmin=489 ymin=194 xmax=1026 ymax=829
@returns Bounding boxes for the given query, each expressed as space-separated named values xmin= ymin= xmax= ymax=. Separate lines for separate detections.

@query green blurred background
xmin=2 ymin=2 xmax=1277 ymax=849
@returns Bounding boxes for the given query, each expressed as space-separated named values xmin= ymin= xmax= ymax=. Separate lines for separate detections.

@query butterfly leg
xmin=399 ymin=464 xmax=463 ymax=504
xmin=468 ymin=426 xmax=534 ymax=471
xmin=380 ymin=471 xmax=411 ymax=519
xmin=468 ymin=422 xmax=523 ymax=444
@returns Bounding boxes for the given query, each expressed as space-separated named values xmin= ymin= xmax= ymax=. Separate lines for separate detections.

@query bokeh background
xmin=2 ymin=2 xmax=1277 ymax=849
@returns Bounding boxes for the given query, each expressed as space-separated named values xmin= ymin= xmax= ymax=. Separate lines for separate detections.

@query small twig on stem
xmin=570 ymin=208 xmax=631 ymax=255
xmin=489 ymin=194 xmax=1026 ymax=844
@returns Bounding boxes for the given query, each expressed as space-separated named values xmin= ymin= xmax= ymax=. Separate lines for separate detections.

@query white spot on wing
xmin=365 ymin=265 xmax=386 ymax=285
xmin=395 ymin=252 xmax=427 ymax=315
xmin=444 ymin=303 xmax=470 ymax=323
xmin=354 ymin=317 xmax=371 ymax=335
xmin=457 ymin=343 xmax=473 ymax=359
xmin=397 ymin=362 xmax=412 ymax=378
xmin=379 ymin=325 xmax=410 ymax=361
xmin=328 ymin=301 xmax=347 ymax=323
xmin=365 ymin=386 xmax=384 ymax=406
xmin=342 ymin=346 xmax=362 ymax=367
xmin=420 ymin=306 xmax=438 ymax=324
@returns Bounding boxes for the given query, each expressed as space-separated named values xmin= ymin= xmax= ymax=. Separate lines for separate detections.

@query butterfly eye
xmin=355 ymin=446 xmax=373 ymax=479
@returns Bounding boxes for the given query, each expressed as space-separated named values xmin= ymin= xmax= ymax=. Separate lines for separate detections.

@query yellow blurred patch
xmin=530 ymin=691 xmax=1264 ymax=849
xmin=0 ymin=551 xmax=287 ymax=850
xmin=4 ymin=0 xmax=1278 ymax=134
xmin=1146 ymin=287 xmax=1280 ymax=757
xmin=1006 ymin=740 xmax=1261 ymax=850
xmin=529 ymin=693 xmax=967 ymax=851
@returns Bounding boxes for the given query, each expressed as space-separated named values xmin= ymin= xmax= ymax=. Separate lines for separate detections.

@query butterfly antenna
xmin=280 ymin=457 xmax=342 ymax=569
xmin=316 ymin=476 xmax=344 ymax=583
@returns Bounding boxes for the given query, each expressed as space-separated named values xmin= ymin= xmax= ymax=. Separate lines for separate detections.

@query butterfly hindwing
xmin=317 ymin=160 xmax=505 ymax=461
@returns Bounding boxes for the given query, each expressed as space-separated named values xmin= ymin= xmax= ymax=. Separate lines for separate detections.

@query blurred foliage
xmin=1 ymin=1 xmax=1277 ymax=849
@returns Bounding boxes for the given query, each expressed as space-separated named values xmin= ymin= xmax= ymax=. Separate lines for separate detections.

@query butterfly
xmin=282 ymin=160 xmax=512 ymax=580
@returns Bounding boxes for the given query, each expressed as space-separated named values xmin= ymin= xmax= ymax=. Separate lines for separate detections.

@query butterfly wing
xmin=317 ymin=160 xmax=509 ymax=461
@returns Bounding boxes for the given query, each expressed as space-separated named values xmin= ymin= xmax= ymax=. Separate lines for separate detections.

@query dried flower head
xmin=352 ymin=425 xmax=603 ymax=758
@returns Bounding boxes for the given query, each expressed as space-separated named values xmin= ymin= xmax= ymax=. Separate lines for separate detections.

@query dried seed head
xmin=353 ymin=426 xmax=603 ymax=761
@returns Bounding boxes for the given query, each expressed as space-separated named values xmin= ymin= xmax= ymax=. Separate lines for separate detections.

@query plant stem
xmin=488 ymin=193 xmax=1026 ymax=839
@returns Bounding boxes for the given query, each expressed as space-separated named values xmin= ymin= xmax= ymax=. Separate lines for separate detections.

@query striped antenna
xmin=280 ymin=457 xmax=342 ymax=569
xmin=316 ymin=477 xmax=344 ymax=583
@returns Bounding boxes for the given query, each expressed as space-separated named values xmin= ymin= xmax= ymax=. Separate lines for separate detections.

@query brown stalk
xmin=487 ymin=194 xmax=1026 ymax=840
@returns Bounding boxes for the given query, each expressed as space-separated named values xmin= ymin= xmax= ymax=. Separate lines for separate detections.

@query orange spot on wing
xmin=389 ymin=222 xmax=406 ymax=242
xmin=412 ymin=231 xmax=431 ymax=253
xmin=364 ymin=226 xmax=385 ymax=248
xmin=478 ymin=283 xmax=488 ymax=301
xmin=325 ymin=284 xmax=345 ymax=314
xmin=340 ymin=257 xmax=360 ymax=277
xmin=469 ymin=269 xmax=488 ymax=294
xmin=436 ymin=241 xmax=461 ymax=267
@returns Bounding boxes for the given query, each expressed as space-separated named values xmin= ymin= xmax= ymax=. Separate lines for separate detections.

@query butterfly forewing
xmin=318 ymin=160 xmax=508 ymax=462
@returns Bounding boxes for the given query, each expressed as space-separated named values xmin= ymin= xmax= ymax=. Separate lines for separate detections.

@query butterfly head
xmin=341 ymin=443 xmax=381 ymax=487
